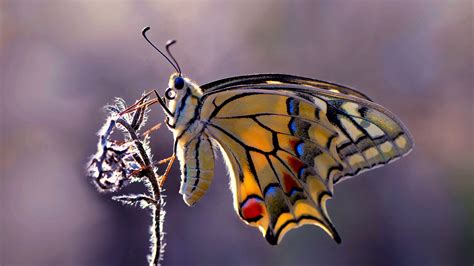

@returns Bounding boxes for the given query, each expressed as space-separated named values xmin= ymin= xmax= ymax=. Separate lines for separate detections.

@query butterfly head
xmin=164 ymin=73 xmax=187 ymax=103
xmin=160 ymin=73 xmax=203 ymax=129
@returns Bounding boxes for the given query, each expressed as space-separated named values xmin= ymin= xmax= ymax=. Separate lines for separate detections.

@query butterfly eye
xmin=174 ymin=77 xmax=185 ymax=90
xmin=165 ymin=88 xmax=176 ymax=100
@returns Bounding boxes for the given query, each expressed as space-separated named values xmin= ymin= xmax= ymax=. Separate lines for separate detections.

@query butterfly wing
xmin=201 ymin=73 xmax=373 ymax=101
xmin=198 ymin=74 xmax=413 ymax=244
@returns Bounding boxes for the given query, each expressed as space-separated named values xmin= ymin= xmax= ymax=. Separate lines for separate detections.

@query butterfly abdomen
xmin=177 ymin=133 xmax=215 ymax=206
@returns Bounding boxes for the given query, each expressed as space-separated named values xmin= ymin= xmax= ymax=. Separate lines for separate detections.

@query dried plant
xmin=87 ymin=94 xmax=171 ymax=265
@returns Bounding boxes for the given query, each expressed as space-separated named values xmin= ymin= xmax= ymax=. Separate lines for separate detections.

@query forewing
xmin=201 ymin=73 xmax=372 ymax=101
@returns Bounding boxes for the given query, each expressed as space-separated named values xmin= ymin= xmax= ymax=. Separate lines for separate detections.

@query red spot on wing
xmin=282 ymin=173 xmax=301 ymax=194
xmin=287 ymin=156 xmax=305 ymax=174
xmin=241 ymin=198 xmax=264 ymax=221
xmin=288 ymin=138 xmax=299 ymax=149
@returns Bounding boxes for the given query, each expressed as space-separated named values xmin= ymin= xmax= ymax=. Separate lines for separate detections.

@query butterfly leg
xmin=153 ymin=90 xmax=174 ymax=117
xmin=119 ymin=90 xmax=158 ymax=116
xmin=127 ymin=153 xmax=148 ymax=178
xmin=131 ymin=155 xmax=175 ymax=187
xmin=142 ymin=123 xmax=162 ymax=138
xmin=157 ymin=155 xmax=176 ymax=188
xmin=119 ymin=90 xmax=173 ymax=119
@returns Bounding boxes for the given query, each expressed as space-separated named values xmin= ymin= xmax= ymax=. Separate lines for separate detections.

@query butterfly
xmin=141 ymin=27 xmax=413 ymax=245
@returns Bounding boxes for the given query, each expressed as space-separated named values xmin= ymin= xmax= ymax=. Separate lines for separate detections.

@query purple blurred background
xmin=1 ymin=1 xmax=473 ymax=265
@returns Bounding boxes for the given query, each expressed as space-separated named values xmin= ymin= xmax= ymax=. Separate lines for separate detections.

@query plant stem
xmin=116 ymin=118 xmax=164 ymax=266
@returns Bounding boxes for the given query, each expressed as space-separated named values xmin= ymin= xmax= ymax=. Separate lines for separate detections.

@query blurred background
xmin=1 ymin=1 xmax=473 ymax=265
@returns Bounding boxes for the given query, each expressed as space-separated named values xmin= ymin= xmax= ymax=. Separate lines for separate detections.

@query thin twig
xmin=116 ymin=118 xmax=164 ymax=265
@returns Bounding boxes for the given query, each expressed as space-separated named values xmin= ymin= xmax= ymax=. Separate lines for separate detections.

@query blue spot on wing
xmin=289 ymin=119 xmax=297 ymax=134
xmin=296 ymin=142 xmax=305 ymax=157
xmin=265 ymin=186 xmax=277 ymax=196
xmin=298 ymin=167 xmax=306 ymax=179
xmin=288 ymin=99 xmax=296 ymax=114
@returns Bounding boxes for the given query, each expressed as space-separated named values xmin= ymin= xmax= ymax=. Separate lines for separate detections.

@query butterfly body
xmin=160 ymin=73 xmax=413 ymax=245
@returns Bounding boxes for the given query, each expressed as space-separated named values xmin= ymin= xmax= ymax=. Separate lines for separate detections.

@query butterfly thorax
xmin=165 ymin=74 xmax=203 ymax=133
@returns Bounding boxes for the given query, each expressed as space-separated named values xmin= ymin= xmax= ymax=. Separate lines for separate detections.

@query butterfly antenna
xmin=165 ymin=40 xmax=181 ymax=76
xmin=142 ymin=26 xmax=179 ymax=73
